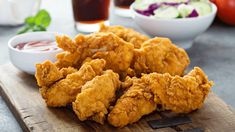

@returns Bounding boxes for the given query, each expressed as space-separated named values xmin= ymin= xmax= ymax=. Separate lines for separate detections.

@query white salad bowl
xmin=8 ymin=32 xmax=63 ymax=75
xmin=130 ymin=2 xmax=217 ymax=49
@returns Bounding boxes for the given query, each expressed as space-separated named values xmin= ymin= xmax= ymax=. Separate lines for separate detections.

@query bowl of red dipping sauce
xmin=8 ymin=32 xmax=63 ymax=75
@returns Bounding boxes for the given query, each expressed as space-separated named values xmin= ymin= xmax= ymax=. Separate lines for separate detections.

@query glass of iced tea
xmin=114 ymin=0 xmax=135 ymax=17
xmin=72 ymin=0 xmax=110 ymax=32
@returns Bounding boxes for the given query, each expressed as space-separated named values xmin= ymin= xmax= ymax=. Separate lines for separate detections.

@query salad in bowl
xmin=134 ymin=0 xmax=212 ymax=19
xmin=130 ymin=0 xmax=216 ymax=49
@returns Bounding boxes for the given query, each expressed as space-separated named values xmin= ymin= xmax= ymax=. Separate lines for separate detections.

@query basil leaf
xmin=25 ymin=16 xmax=35 ymax=26
xmin=34 ymin=9 xmax=51 ymax=27
xmin=32 ymin=25 xmax=47 ymax=32
xmin=16 ymin=9 xmax=51 ymax=34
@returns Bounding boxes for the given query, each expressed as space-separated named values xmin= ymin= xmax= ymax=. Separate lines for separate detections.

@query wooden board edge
xmin=229 ymin=106 xmax=235 ymax=115
xmin=0 ymin=82 xmax=30 ymax=132
xmin=212 ymin=92 xmax=235 ymax=113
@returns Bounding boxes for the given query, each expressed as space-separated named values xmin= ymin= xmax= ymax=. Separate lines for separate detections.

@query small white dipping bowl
xmin=8 ymin=32 xmax=63 ymax=75
xmin=130 ymin=2 xmax=217 ymax=49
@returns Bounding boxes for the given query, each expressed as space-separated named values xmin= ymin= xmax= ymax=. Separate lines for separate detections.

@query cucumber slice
xmin=153 ymin=6 xmax=179 ymax=19
xmin=190 ymin=2 xmax=212 ymax=16
xmin=178 ymin=4 xmax=194 ymax=18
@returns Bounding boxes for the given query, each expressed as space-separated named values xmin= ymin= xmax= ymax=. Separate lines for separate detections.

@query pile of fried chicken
xmin=35 ymin=24 xmax=214 ymax=128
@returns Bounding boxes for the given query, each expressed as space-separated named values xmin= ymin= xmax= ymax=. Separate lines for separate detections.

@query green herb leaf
xmin=34 ymin=9 xmax=51 ymax=27
xmin=32 ymin=25 xmax=46 ymax=32
xmin=25 ymin=16 xmax=35 ymax=26
xmin=17 ymin=25 xmax=31 ymax=34
xmin=16 ymin=9 xmax=51 ymax=34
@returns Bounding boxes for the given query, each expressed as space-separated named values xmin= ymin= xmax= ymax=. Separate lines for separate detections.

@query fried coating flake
xmin=35 ymin=60 xmax=78 ymax=87
xmin=55 ymin=51 xmax=81 ymax=69
xmin=72 ymin=70 xmax=120 ymax=124
xmin=99 ymin=23 xmax=149 ymax=48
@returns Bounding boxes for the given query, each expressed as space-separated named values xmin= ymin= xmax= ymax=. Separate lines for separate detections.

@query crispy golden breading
xmin=37 ymin=59 xmax=106 ymax=107
xmin=72 ymin=70 xmax=120 ymax=124
xmin=35 ymin=61 xmax=78 ymax=87
xmin=56 ymin=34 xmax=78 ymax=53
xmin=99 ymin=23 xmax=149 ymax=48
xmin=148 ymin=67 xmax=214 ymax=113
xmin=60 ymin=67 xmax=78 ymax=77
xmin=108 ymin=78 xmax=157 ymax=128
xmin=108 ymin=67 xmax=213 ymax=127
xmin=35 ymin=61 xmax=63 ymax=87
xmin=55 ymin=32 xmax=134 ymax=74
xmin=55 ymin=52 xmax=81 ymax=69
xmin=132 ymin=37 xmax=190 ymax=76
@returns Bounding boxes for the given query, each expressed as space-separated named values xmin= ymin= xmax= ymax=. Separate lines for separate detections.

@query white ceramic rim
xmin=8 ymin=32 xmax=63 ymax=54
xmin=130 ymin=2 xmax=217 ymax=22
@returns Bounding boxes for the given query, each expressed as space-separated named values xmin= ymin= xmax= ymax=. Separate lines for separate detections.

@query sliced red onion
xmin=135 ymin=0 xmax=190 ymax=16
xmin=187 ymin=9 xmax=199 ymax=18
xmin=149 ymin=3 xmax=160 ymax=11
xmin=135 ymin=9 xmax=153 ymax=16
xmin=135 ymin=3 xmax=160 ymax=16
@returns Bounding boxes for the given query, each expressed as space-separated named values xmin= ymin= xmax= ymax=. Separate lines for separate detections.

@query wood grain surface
xmin=0 ymin=63 xmax=235 ymax=132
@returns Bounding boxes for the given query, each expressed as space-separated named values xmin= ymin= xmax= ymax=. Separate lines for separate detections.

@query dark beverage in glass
xmin=72 ymin=0 xmax=110 ymax=32
xmin=114 ymin=0 xmax=135 ymax=9
xmin=114 ymin=0 xmax=135 ymax=17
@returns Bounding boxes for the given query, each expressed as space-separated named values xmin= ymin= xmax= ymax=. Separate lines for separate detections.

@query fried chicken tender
xmin=35 ymin=60 xmax=78 ymax=87
xmin=36 ymin=59 xmax=106 ymax=107
xmin=108 ymin=78 xmax=157 ymax=127
xmin=55 ymin=32 xmax=134 ymax=74
xmin=108 ymin=67 xmax=213 ymax=127
xmin=99 ymin=23 xmax=149 ymax=48
xmin=148 ymin=67 xmax=214 ymax=113
xmin=132 ymin=37 xmax=190 ymax=76
xmin=72 ymin=70 xmax=120 ymax=124
xmin=55 ymin=51 xmax=81 ymax=69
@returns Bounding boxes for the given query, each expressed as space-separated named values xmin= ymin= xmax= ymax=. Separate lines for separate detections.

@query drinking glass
xmin=114 ymin=0 xmax=135 ymax=17
xmin=72 ymin=0 xmax=110 ymax=32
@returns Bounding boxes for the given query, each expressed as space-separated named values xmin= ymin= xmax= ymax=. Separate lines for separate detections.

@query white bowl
xmin=8 ymin=32 xmax=62 ymax=75
xmin=130 ymin=2 xmax=217 ymax=49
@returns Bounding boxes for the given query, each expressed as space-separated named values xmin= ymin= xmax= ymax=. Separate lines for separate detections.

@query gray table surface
xmin=0 ymin=0 xmax=235 ymax=132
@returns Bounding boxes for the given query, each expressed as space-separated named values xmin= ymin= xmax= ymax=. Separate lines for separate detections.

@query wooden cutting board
xmin=0 ymin=63 xmax=235 ymax=132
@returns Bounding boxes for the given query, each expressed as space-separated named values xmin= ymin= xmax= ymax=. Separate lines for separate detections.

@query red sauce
xmin=72 ymin=0 xmax=110 ymax=23
xmin=15 ymin=40 xmax=59 ymax=52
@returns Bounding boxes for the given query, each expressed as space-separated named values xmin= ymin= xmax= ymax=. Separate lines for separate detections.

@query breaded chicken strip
xmin=55 ymin=33 xmax=134 ymax=74
xmin=35 ymin=60 xmax=78 ymax=87
xmin=72 ymin=70 xmax=120 ymax=124
xmin=132 ymin=37 xmax=190 ymax=76
xmin=55 ymin=51 xmax=81 ymax=69
xmin=108 ymin=67 xmax=213 ymax=127
xmin=108 ymin=78 xmax=157 ymax=127
xmin=99 ymin=23 xmax=149 ymax=48
xmin=148 ymin=67 xmax=214 ymax=113
xmin=37 ymin=59 xmax=106 ymax=107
